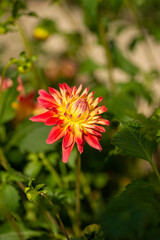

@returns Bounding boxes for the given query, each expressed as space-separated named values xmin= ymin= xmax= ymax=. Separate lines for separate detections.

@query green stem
xmin=0 ymin=148 xmax=9 ymax=171
xmin=41 ymin=193 xmax=70 ymax=240
xmin=15 ymin=21 xmax=43 ymax=88
xmin=98 ymin=14 xmax=115 ymax=91
xmin=39 ymin=153 xmax=79 ymax=236
xmin=149 ymin=158 xmax=160 ymax=182
xmin=43 ymin=210 xmax=56 ymax=238
xmin=125 ymin=0 xmax=143 ymax=30
xmin=80 ymin=172 xmax=96 ymax=210
xmin=76 ymin=151 xmax=81 ymax=237
xmin=16 ymin=22 xmax=32 ymax=57
xmin=39 ymin=153 xmax=63 ymax=188
xmin=67 ymin=207 xmax=79 ymax=236
xmin=5 ymin=212 xmax=24 ymax=240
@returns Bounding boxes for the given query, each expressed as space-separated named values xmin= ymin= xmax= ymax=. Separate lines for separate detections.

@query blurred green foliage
xmin=0 ymin=0 xmax=160 ymax=239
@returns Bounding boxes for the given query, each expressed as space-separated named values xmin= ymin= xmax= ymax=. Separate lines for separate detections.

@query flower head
xmin=12 ymin=77 xmax=43 ymax=122
xmin=0 ymin=77 xmax=13 ymax=91
xmin=30 ymin=83 xmax=110 ymax=163
xmin=33 ymin=27 xmax=50 ymax=40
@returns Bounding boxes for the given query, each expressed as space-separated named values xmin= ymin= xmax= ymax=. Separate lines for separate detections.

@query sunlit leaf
xmin=113 ymin=124 xmax=155 ymax=162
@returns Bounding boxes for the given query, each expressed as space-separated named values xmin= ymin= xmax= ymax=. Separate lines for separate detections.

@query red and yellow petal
xmin=91 ymin=106 xmax=107 ymax=116
xmin=38 ymin=89 xmax=56 ymax=101
xmin=62 ymin=141 xmax=75 ymax=163
xmin=94 ymin=125 xmax=106 ymax=132
xmin=63 ymin=83 xmax=72 ymax=96
xmin=85 ymin=128 xmax=102 ymax=137
xmin=63 ymin=130 xmax=74 ymax=148
xmin=45 ymin=117 xmax=59 ymax=126
xmin=80 ymin=87 xmax=89 ymax=97
xmin=75 ymin=84 xmax=82 ymax=96
xmin=91 ymin=97 xmax=103 ymax=108
xmin=77 ymin=142 xmax=84 ymax=154
xmin=46 ymin=125 xmax=66 ymax=144
xmin=30 ymin=111 xmax=54 ymax=122
xmin=85 ymin=133 xmax=102 ymax=151
xmin=38 ymin=97 xmax=57 ymax=109
xmin=96 ymin=118 xmax=110 ymax=125
xmin=49 ymin=87 xmax=61 ymax=98
xmin=30 ymin=83 xmax=110 ymax=162
xmin=75 ymin=129 xmax=83 ymax=146
xmin=48 ymin=87 xmax=62 ymax=105
xmin=59 ymin=83 xmax=71 ymax=97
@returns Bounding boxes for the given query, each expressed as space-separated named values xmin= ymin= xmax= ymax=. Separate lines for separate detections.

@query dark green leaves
xmin=36 ymin=18 xmax=57 ymax=34
xmin=81 ymin=0 xmax=98 ymax=21
xmin=10 ymin=51 xmax=37 ymax=74
xmin=0 ymin=20 xmax=15 ymax=34
xmin=113 ymin=123 xmax=154 ymax=162
xmin=83 ymin=224 xmax=104 ymax=240
xmin=25 ymin=179 xmax=47 ymax=202
xmin=0 ymin=226 xmax=45 ymax=240
xmin=81 ymin=0 xmax=99 ymax=30
xmin=111 ymin=41 xmax=139 ymax=75
xmin=11 ymin=0 xmax=26 ymax=19
xmin=101 ymin=179 xmax=160 ymax=240
xmin=119 ymin=81 xmax=152 ymax=104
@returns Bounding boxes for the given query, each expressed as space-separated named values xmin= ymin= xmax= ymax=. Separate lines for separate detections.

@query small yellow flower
xmin=33 ymin=27 xmax=50 ymax=40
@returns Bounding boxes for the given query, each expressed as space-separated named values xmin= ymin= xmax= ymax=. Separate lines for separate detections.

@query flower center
xmin=64 ymin=98 xmax=90 ymax=122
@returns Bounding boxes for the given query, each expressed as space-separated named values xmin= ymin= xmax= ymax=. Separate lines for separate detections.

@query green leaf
xmin=81 ymin=0 xmax=99 ymax=31
xmin=7 ymin=120 xmax=55 ymax=153
xmin=107 ymin=93 xmax=136 ymax=121
xmin=70 ymin=238 xmax=81 ymax=240
xmin=64 ymin=32 xmax=83 ymax=54
xmin=0 ymin=184 xmax=20 ymax=214
xmin=127 ymin=120 xmax=144 ymax=129
xmin=135 ymin=110 xmax=160 ymax=143
xmin=11 ymin=0 xmax=26 ymax=19
xmin=37 ymin=18 xmax=57 ymax=33
xmin=81 ymin=0 xmax=98 ymax=21
xmin=24 ymin=160 xmax=42 ymax=178
xmin=2 ymin=167 xmax=28 ymax=182
xmin=0 ymin=228 xmax=44 ymax=240
xmin=35 ymin=183 xmax=45 ymax=191
xmin=113 ymin=124 xmax=154 ymax=162
xmin=27 ymin=11 xmax=38 ymax=17
xmin=119 ymin=81 xmax=152 ymax=104
xmin=79 ymin=59 xmax=101 ymax=74
xmin=128 ymin=35 xmax=144 ymax=51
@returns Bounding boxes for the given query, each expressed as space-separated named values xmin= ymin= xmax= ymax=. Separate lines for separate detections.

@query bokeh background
xmin=1 ymin=0 xmax=160 ymax=239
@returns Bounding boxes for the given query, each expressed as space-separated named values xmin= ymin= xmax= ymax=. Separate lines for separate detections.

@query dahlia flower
xmin=12 ymin=77 xmax=43 ymax=122
xmin=30 ymin=83 xmax=110 ymax=163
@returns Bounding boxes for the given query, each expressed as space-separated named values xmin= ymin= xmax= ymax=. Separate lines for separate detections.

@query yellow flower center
xmin=64 ymin=98 xmax=90 ymax=123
